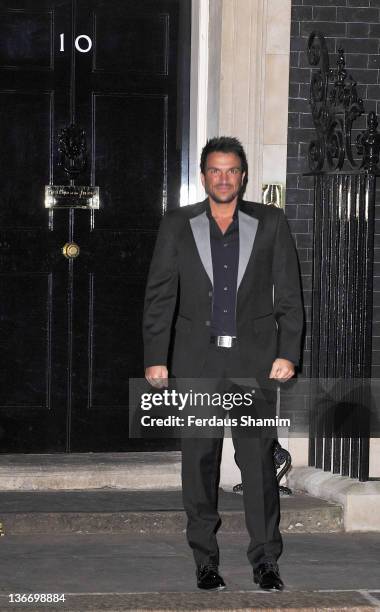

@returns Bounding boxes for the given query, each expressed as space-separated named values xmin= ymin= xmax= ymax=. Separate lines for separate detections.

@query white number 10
xmin=60 ymin=33 xmax=92 ymax=53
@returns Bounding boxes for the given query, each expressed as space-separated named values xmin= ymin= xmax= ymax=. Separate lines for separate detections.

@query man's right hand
xmin=145 ymin=365 xmax=169 ymax=389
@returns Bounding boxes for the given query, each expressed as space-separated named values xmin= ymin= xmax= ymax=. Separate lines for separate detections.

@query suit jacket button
xmin=208 ymin=291 xmax=212 ymax=297
xmin=205 ymin=321 xmax=210 ymax=326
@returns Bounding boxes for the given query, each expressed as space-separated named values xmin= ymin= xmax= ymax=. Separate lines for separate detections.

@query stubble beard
xmin=206 ymin=186 xmax=241 ymax=205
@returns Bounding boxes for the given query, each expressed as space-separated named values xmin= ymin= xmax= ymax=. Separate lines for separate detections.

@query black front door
xmin=0 ymin=0 xmax=190 ymax=452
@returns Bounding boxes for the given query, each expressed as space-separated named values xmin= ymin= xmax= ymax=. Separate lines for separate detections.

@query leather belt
xmin=210 ymin=335 xmax=237 ymax=348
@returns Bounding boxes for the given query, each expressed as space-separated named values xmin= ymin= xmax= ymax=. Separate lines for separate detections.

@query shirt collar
xmin=205 ymin=198 xmax=240 ymax=221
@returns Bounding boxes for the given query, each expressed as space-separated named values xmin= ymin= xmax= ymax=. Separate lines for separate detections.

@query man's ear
xmin=200 ymin=173 xmax=205 ymax=188
xmin=241 ymin=172 xmax=246 ymax=186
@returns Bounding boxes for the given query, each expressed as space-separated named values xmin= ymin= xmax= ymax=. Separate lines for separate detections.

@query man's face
xmin=201 ymin=151 xmax=245 ymax=205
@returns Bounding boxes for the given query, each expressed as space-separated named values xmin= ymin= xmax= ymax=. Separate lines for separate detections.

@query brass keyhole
xmin=62 ymin=242 xmax=80 ymax=258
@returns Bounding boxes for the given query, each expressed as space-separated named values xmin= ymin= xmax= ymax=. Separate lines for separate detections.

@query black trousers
xmin=180 ymin=343 xmax=282 ymax=570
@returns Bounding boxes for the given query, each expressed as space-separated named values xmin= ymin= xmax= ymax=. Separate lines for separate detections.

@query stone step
xmin=0 ymin=452 xmax=182 ymax=491
xmin=0 ymin=489 xmax=343 ymax=535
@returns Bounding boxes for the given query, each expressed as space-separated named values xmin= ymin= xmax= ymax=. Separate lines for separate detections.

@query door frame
xmin=186 ymin=0 xmax=210 ymax=206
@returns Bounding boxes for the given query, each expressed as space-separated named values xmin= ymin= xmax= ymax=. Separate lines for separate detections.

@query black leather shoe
xmin=253 ymin=561 xmax=284 ymax=591
xmin=196 ymin=564 xmax=226 ymax=590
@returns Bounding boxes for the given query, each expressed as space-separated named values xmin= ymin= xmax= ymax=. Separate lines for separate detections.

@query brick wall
xmin=286 ymin=0 xmax=380 ymax=377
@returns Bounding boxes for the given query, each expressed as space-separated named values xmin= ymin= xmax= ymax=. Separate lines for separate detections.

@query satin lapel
xmin=237 ymin=210 xmax=259 ymax=289
xmin=189 ymin=211 xmax=213 ymax=286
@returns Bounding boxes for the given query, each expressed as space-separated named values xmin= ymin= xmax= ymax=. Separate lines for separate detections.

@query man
xmin=143 ymin=137 xmax=303 ymax=591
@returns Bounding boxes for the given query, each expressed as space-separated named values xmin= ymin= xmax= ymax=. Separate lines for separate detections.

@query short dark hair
xmin=200 ymin=136 xmax=248 ymax=179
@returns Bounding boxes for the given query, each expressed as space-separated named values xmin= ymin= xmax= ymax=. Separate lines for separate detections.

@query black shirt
xmin=206 ymin=200 xmax=239 ymax=336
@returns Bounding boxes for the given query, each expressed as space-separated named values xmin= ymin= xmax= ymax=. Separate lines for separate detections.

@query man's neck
xmin=208 ymin=198 xmax=238 ymax=219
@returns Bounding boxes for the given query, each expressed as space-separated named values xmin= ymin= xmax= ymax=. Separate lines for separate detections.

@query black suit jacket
xmin=143 ymin=199 xmax=304 ymax=378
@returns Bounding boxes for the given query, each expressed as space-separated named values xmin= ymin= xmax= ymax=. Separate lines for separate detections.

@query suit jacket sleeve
xmin=272 ymin=209 xmax=304 ymax=367
xmin=143 ymin=212 xmax=178 ymax=368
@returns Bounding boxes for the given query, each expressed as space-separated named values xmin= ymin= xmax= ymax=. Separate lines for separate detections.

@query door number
xmin=59 ymin=34 xmax=92 ymax=53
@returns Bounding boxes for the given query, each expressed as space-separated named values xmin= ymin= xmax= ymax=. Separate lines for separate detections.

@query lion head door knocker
xmin=45 ymin=123 xmax=99 ymax=211
xmin=58 ymin=123 xmax=88 ymax=182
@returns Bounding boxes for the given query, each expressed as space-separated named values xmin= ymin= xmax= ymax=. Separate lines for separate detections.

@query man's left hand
xmin=269 ymin=358 xmax=295 ymax=382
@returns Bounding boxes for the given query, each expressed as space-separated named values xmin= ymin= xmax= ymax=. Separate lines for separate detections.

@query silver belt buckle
xmin=217 ymin=335 xmax=233 ymax=348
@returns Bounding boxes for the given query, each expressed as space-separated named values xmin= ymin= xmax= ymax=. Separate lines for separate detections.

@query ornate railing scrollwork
xmin=307 ymin=31 xmax=380 ymax=174
xmin=357 ymin=111 xmax=380 ymax=173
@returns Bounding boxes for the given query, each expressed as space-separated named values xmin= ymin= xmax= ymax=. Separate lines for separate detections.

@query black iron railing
xmin=305 ymin=32 xmax=380 ymax=481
